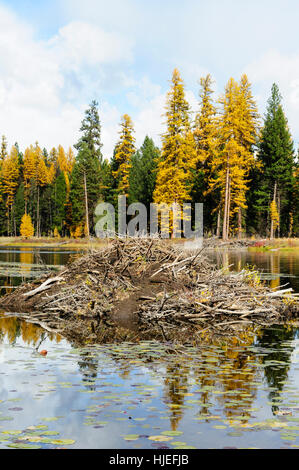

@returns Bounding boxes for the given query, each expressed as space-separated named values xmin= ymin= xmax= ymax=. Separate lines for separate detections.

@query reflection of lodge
xmin=0 ymin=316 xmax=62 ymax=346
xmin=0 ymin=313 xmax=296 ymax=429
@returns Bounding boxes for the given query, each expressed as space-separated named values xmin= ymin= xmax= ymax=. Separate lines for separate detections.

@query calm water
xmin=0 ymin=247 xmax=299 ymax=450
xmin=0 ymin=246 xmax=82 ymax=295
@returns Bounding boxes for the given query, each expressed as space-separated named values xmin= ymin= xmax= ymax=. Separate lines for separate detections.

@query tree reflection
xmin=255 ymin=325 xmax=295 ymax=414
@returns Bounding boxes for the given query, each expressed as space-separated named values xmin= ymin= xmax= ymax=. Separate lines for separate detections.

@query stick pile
xmin=0 ymin=238 xmax=297 ymax=343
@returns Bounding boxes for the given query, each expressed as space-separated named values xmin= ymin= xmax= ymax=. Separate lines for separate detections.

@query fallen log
xmin=23 ymin=276 xmax=64 ymax=299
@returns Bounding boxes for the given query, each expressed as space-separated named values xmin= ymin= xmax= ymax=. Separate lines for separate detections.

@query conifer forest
xmin=0 ymin=69 xmax=298 ymax=241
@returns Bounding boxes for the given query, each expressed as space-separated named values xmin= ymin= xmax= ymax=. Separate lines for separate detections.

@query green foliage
xmin=69 ymin=143 xmax=102 ymax=233
xmin=129 ymin=136 xmax=159 ymax=210
xmin=74 ymin=100 xmax=103 ymax=163
xmin=52 ymin=173 xmax=67 ymax=233
xmin=251 ymin=83 xmax=295 ymax=236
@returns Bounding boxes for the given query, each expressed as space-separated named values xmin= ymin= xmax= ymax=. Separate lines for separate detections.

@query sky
xmin=1 ymin=0 xmax=299 ymax=158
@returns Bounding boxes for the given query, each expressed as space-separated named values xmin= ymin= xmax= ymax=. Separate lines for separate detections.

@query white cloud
xmin=245 ymin=49 xmax=299 ymax=144
xmin=0 ymin=5 xmax=134 ymax=154
xmin=48 ymin=21 xmax=133 ymax=70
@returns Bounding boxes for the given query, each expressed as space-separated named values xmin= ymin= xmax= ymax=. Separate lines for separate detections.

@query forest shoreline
xmin=0 ymin=236 xmax=298 ymax=251
xmin=0 ymin=238 xmax=298 ymax=346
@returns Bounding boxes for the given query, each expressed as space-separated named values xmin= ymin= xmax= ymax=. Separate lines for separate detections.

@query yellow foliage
xmin=20 ymin=213 xmax=34 ymax=238
xmin=209 ymin=76 xmax=260 ymax=236
xmin=154 ymin=69 xmax=197 ymax=226
xmin=1 ymin=146 xmax=20 ymax=208
xmin=74 ymin=224 xmax=84 ymax=239
xmin=270 ymin=200 xmax=280 ymax=231
xmin=194 ymin=74 xmax=218 ymax=166
xmin=113 ymin=114 xmax=136 ymax=195
xmin=53 ymin=227 xmax=60 ymax=238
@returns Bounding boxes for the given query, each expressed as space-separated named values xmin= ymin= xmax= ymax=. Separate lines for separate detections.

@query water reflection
xmin=0 ymin=246 xmax=80 ymax=295
xmin=210 ymin=249 xmax=299 ymax=293
xmin=0 ymin=246 xmax=299 ymax=448
xmin=1 ymin=315 xmax=299 ymax=449
xmin=0 ymin=315 xmax=62 ymax=346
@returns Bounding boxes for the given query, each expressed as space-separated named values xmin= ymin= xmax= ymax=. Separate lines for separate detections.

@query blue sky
xmin=1 ymin=0 xmax=299 ymax=156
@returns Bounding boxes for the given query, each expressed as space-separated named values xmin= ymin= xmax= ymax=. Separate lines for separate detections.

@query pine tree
xmin=15 ymin=183 xmax=25 ymax=234
xmin=70 ymin=102 xmax=104 ymax=237
xmin=254 ymin=84 xmax=295 ymax=237
xmin=291 ymin=161 xmax=299 ymax=236
xmin=113 ymin=114 xmax=136 ymax=197
xmin=99 ymin=158 xmax=114 ymax=204
xmin=69 ymin=143 xmax=102 ymax=236
xmin=75 ymin=100 xmax=103 ymax=163
xmin=129 ymin=136 xmax=159 ymax=210
xmin=20 ymin=213 xmax=34 ymax=238
xmin=154 ymin=68 xmax=197 ymax=232
xmin=52 ymin=172 xmax=67 ymax=234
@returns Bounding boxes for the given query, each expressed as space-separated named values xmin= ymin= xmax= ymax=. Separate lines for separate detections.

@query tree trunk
xmin=37 ymin=186 xmax=40 ymax=238
xmin=270 ymin=181 xmax=277 ymax=239
xmin=238 ymin=207 xmax=242 ymax=239
xmin=226 ymin=177 xmax=231 ymax=240
xmin=278 ymin=191 xmax=281 ymax=238
xmin=222 ymin=164 xmax=230 ymax=241
xmin=84 ymin=172 xmax=90 ymax=239
xmin=7 ymin=205 xmax=9 ymax=236
xmin=216 ymin=210 xmax=221 ymax=238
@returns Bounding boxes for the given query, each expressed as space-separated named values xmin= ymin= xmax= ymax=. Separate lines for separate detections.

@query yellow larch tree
xmin=193 ymin=74 xmax=220 ymax=234
xmin=210 ymin=76 xmax=259 ymax=240
xmin=270 ymin=199 xmax=280 ymax=239
xmin=35 ymin=144 xmax=49 ymax=237
xmin=49 ymin=147 xmax=58 ymax=171
xmin=194 ymin=74 xmax=218 ymax=165
xmin=23 ymin=145 xmax=37 ymax=211
xmin=20 ymin=213 xmax=34 ymax=238
xmin=154 ymin=68 xmax=197 ymax=233
xmin=0 ymin=136 xmax=8 ymax=162
xmin=57 ymin=145 xmax=74 ymax=193
xmin=233 ymin=74 xmax=260 ymax=238
xmin=113 ymin=114 xmax=136 ymax=196
xmin=1 ymin=146 xmax=20 ymax=234
xmin=57 ymin=145 xmax=67 ymax=173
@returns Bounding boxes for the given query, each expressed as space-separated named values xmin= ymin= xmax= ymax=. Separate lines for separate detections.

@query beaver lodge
xmin=0 ymin=239 xmax=298 ymax=345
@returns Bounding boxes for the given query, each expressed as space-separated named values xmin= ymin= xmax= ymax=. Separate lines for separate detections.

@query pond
xmin=0 ymin=246 xmax=299 ymax=449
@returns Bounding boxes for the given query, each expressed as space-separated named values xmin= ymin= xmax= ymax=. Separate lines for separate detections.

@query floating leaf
xmin=148 ymin=436 xmax=173 ymax=442
xmin=7 ymin=443 xmax=42 ymax=449
xmin=123 ymin=435 xmax=140 ymax=441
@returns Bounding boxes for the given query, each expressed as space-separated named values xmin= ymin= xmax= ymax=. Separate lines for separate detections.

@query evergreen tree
xmin=15 ymin=183 xmax=25 ymax=234
xmin=52 ymin=172 xmax=67 ymax=234
xmin=129 ymin=136 xmax=159 ymax=210
xmin=100 ymin=158 xmax=114 ymax=205
xmin=75 ymin=100 xmax=103 ymax=163
xmin=70 ymin=102 xmax=104 ymax=236
xmin=253 ymin=84 xmax=295 ymax=237
xmin=69 ymin=143 xmax=101 ymax=235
